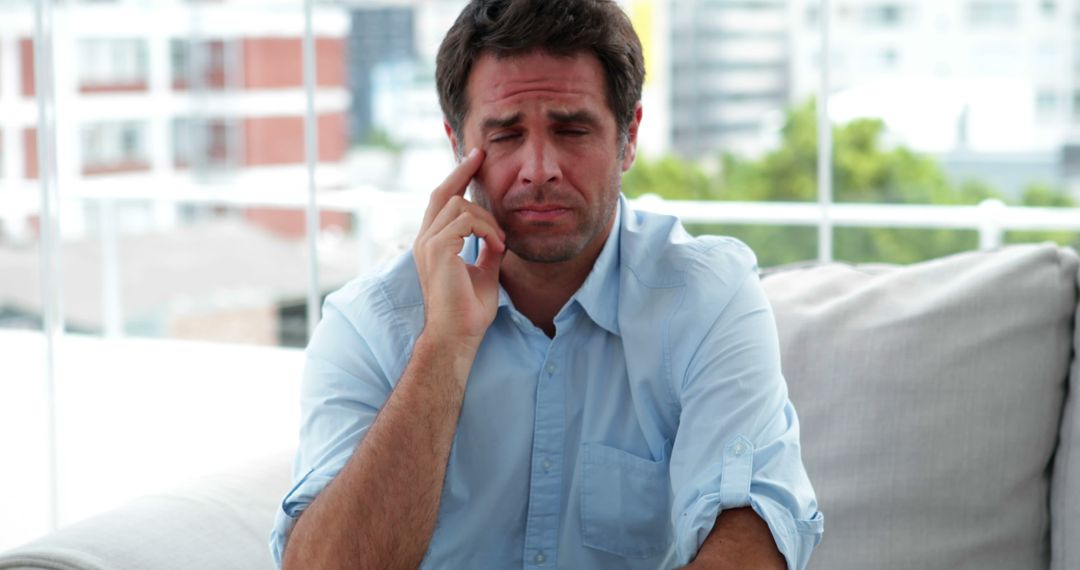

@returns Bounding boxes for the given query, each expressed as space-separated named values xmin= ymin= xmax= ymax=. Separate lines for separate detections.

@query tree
xmin=623 ymin=100 xmax=1077 ymax=267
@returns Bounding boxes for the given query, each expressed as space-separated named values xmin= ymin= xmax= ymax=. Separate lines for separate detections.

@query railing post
xmin=33 ymin=0 xmax=62 ymax=533
xmin=99 ymin=198 xmax=123 ymax=338
xmin=355 ymin=202 xmax=377 ymax=277
xmin=977 ymin=199 xmax=1006 ymax=250
xmin=816 ymin=0 xmax=833 ymax=263
xmin=302 ymin=0 xmax=321 ymax=341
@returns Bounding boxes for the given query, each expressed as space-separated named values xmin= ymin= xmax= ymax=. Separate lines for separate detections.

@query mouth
xmin=511 ymin=205 xmax=572 ymax=223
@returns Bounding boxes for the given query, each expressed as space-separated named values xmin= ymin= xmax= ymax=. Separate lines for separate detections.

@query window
xmin=81 ymin=122 xmax=149 ymax=173
xmin=1036 ymin=90 xmax=1058 ymax=117
xmin=881 ymin=48 xmax=899 ymax=68
xmin=967 ymin=0 xmax=1018 ymax=27
xmin=863 ymin=4 xmax=904 ymax=27
xmin=77 ymin=39 xmax=147 ymax=90
xmin=4 ymin=0 xmax=1079 ymax=555
xmin=170 ymin=38 xmax=229 ymax=90
xmin=172 ymin=117 xmax=240 ymax=171
xmin=1035 ymin=89 xmax=1060 ymax=122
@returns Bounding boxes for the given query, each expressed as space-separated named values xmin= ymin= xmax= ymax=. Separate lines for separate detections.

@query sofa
xmin=1 ymin=242 xmax=1076 ymax=570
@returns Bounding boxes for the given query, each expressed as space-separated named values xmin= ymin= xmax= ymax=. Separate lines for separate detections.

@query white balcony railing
xmin=10 ymin=186 xmax=1070 ymax=342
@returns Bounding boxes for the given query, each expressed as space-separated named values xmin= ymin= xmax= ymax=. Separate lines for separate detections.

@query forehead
xmin=465 ymin=51 xmax=610 ymax=123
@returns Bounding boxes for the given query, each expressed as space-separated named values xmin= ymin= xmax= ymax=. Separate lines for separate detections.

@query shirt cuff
xmin=749 ymin=493 xmax=824 ymax=570
xmin=268 ymin=462 xmax=344 ymax=568
xmin=672 ymin=436 xmax=823 ymax=570
xmin=673 ymin=436 xmax=755 ymax=565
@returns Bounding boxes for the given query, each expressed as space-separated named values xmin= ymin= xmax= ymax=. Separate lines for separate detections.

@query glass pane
xmin=634 ymin=0 xmax=1078 ymax=265
xmin=2 ymin=0 xmax=327 ymax=546
xmin=40 ymin=0 xmax=362 ymax=348
xmin=334 ymin=0 xmax=462 ymax=280
xmin=0 ymin=0 xmax=52 ymax=550
xmin=819 ymin=0 xmax=1078 ymax=259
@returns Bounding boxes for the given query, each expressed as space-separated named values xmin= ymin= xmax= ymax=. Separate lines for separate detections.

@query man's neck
xmin=500 ymin=223 xmax=614 ymax=338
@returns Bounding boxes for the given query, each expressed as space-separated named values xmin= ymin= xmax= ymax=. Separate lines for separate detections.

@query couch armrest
xmin=0 ymin=452 xmax=292 ymax=570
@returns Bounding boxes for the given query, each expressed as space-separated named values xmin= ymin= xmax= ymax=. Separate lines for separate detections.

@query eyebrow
xmin=478 ymin=109 xmax=602 ymax=133
xmin=547 ymin=109 xmax=601 ymax=126
xmin=480 ymin=113 xmax=524 ymax=132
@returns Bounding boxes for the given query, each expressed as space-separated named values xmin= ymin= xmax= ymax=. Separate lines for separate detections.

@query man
xmin=271 ymin=0 xmax=822 ymax=568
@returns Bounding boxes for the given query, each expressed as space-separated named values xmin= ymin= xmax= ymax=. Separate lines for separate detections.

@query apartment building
xmin=0 ymin=0 xmax=352 ymax=243
xmin=668 ymin=0 xmax=790 ymax=159
xmin=788 ymin=0 xmax=1079 ymax=195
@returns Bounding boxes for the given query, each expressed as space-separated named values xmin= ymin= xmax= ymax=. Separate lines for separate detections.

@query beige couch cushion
xmin=762 ymin=244 xmax=1078 ymax=570
xmin=0 ymin=453 xmax=292 ymax=570
xmin=1052 ymin=257 xmax=1080 ymax=570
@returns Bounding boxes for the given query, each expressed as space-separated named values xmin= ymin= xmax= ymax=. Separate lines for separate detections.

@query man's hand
xmin=281 ymin=151 xmax=506 ymax=570
xmin=413 ymin=148 xmax=506 ymax=352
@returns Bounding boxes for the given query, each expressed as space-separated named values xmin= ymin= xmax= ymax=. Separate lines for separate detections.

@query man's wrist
xmin=413 ymin=328 xmax=483 ymax=387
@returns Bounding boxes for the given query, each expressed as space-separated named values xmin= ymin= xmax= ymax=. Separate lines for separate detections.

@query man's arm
xmin=281 ymin=333 xmax=474 ymax=570
xmin=667 ymin=249 xmax=822 ymax=569
xmin=281 ymin=148 xmax=505 ymax=569
xmin=682 ymin=507 xmax=785 ymax=570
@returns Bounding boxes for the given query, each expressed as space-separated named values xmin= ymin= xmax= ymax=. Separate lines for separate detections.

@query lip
xmin=511 ymin=206 xmax=571 ymax=223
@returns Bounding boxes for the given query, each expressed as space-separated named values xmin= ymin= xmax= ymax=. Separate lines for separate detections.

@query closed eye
xmin=558 ymin=129 xmax=588 ymax=137
xmin=490 ymin=132 xmax=521 ymax=143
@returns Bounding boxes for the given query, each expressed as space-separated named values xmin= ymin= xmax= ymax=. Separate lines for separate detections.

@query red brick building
xmin=0 ymin=3 xmax=352 ymax=241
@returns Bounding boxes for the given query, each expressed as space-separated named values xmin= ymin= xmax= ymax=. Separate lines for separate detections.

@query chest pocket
xmin=580 ymin=442 xmax=673 ymax=559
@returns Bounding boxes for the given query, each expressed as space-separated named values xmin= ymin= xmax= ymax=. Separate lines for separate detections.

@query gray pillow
xmin=1051 ymin=258 xmax=1080 ymax=570
xmin=762 ymin=244 xmax=1078 ymax=570
xmin=0 ymin=453 xmax=292 ymax=570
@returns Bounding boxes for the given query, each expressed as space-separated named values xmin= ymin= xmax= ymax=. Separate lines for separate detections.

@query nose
xmin=519 ymin=135 xmax=561 ymax=187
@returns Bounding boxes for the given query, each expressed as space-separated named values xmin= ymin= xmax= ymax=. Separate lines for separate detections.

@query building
xmin=0 ymin=0 xmax=352 ymax=244
xmin=667 ymin=0 xmax=790 ymax=159
xmin=0 ymin=218 xmax=358 ymax=346
xmin=787 ymin=0 xmax=1080 ymax=196
xmin=348 ymin=4 xmax=416 ymax=144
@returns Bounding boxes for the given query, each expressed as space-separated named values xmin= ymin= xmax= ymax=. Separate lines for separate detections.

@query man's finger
xmin=423 ymin=196 xmax=504 ymax=244
xmin=421 ymin=148 xmax=485 ymax=229
xmin=474 ymin=234 xmax=506 ymax=273
xmin=433 ymin=212 xmax=505 ymax=251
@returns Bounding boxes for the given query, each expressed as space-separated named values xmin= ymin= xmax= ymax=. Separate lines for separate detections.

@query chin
xmin=507 ymin=236 xmax=587 ymax=264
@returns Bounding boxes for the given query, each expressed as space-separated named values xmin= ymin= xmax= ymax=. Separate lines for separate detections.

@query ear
xmin=621 ymin=102 xmax=643 ymax=172
xmin=444 ymin=120 xmax=461 ymax=162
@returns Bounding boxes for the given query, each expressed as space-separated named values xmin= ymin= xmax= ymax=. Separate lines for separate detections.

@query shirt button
xmin=733 ymin=443 xmax=747 ymax=456
xmin=542 ymin=458 xmax=553 ymax=472
xmin=535 ymin=552 xmax=546 ymax=565
xmin=545 ymin=362 xmax=556 ymax=376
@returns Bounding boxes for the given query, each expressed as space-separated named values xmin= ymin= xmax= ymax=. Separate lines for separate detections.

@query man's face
xmin=448 ymin=50 xmax=640 ymax=264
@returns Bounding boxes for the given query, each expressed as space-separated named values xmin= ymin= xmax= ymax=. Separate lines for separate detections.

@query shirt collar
xmin=568 ymin=198 xmax=622 ymax=336
xmin=490 ymin=198 xmax=623 ymax=336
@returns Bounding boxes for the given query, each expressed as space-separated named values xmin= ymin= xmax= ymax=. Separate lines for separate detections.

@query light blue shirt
xmin=271 ymin=197 xmax=823 ymax=569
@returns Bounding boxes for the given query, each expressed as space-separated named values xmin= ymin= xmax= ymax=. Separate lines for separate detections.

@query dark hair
xmin=436 ymin=0 xmax=645 ymax=148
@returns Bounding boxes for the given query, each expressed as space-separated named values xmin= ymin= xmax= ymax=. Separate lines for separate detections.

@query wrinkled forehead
xmin=464 ymin=50 xmax=611 ymax=124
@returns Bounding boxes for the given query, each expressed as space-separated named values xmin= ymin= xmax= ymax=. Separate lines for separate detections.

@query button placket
xmin=522 ymin=340 xmax=565 ymax=569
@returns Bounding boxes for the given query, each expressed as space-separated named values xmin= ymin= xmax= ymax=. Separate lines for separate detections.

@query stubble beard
xmin=470 ymin=174 xmax=620 ymax=264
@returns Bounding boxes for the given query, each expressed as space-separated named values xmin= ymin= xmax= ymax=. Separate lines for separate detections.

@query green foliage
xmin=622 ymin=154 xmax=715 ymax=200
xmin=356 ymin=129 xmax=403 ymax=152
xmin=1007 ymin=183 xmax=1079 ymax=248
xmin=623 ymin=99 xmax=1079 ymax=267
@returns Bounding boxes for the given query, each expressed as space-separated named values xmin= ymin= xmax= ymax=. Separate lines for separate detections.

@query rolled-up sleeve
xmin=268 ymin=289 xmax=397 ymax=568
xmin=669 ymin=268 xmax=823 ymax=569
